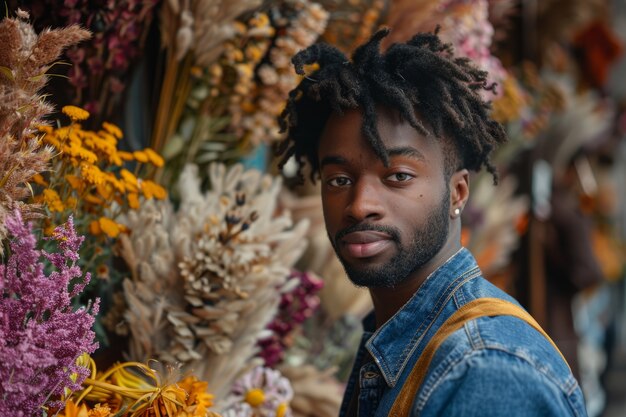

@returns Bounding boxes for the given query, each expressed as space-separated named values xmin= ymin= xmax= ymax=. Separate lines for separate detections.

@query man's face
xmin=318 ymin=108 xmax=452 ymax=288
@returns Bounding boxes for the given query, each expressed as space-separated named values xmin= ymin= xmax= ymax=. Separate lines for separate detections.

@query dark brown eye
xmin=387 ymin=173 xmax=413 ymax=182
xmin=328 ymin=176 xmax=352 ymax=187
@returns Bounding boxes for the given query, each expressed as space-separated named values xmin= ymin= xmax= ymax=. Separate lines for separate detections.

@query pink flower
xmin=0 ymin=210 xmax=98 ymax=415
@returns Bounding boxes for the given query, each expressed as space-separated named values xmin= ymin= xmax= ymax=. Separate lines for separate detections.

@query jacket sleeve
xmin=411 ymin=348 xmax=587 ymax=417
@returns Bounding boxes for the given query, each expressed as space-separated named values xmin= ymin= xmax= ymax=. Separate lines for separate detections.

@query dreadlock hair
xmin=276 ymin=27 xmax=507 ymax=185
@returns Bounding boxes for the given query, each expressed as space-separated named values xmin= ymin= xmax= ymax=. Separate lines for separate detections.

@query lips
xmin=340 ymin=231 xmax=393 ymax=258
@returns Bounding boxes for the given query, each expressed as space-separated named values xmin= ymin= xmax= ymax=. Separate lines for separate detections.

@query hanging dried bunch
xmin=159 ymin=1 xmax=330 ymax=192
xmin=318 ymin=0 xmax=387 ymax=54
xmin=153 ymin=0 xmax=262 ymax=153
xmin=161 ymin=0 xmax=263 ymax=66
xmin=118 ymin=163 xmax=308 ymax=400
xmin=223 ymin=0 xmax=330 ymax=147
xmin=0 ymin=10 xmax=90 ymax=247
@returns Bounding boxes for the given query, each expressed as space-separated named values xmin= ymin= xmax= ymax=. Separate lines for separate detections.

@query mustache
xmin=334 ymin=223 xmax=401 ymax=244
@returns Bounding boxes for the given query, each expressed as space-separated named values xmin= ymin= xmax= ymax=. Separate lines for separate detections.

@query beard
xmin=330 ymin=190 xmax=450 ymax=288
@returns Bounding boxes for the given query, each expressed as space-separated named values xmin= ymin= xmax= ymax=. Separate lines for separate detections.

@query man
xmin=277 ymin=28 xmax=587 ymax=417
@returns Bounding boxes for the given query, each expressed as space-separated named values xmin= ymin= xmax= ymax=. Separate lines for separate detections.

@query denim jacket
xmin=338 ymin=248 xmax=588 ymax=417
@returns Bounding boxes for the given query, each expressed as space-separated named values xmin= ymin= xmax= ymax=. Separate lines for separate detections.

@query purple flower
xmin=0 ymin=211 xmax=98 ymax=416
xmin=259 ymin=270 xmax=323 ymax=366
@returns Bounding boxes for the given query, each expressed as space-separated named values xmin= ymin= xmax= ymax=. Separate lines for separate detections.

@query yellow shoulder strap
xmin=389 ymin=297 xmax=567 ymax=417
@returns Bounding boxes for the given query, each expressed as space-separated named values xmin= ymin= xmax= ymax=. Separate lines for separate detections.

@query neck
xmin=369 ymin=223 xmax=462 ymax=328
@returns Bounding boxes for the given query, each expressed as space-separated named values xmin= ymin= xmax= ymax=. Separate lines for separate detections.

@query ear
xmin=449 ymin=169 xmax=469 ymax=218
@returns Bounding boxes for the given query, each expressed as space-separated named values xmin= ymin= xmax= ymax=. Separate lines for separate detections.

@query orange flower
xmin=43 ymin=189 xmax=65 ymax=212
xmin=120 ymin=169 xmax=138 ymax=188
xmin=141 ymin=180 xmax=167 ymax=200
xmin=104 ymin=172 xmax=125 ymax=193
xmin=108 ymin=152 xmax=123 ymax=166
xmin=143 ymin=148 xmax=165 ymax=167
xmin=84 ymin=193 xmax=105 ymax=205
xmin=32 ymin=173 xmax=48 ymax=186
xmin=117 ymin=151 xmax=134 ymax=161
xmin=96 ymin=184 xmax=114 ymax=201
xmin=88 ymin=404 xmax=111 ymax=417
xmin=98 ymin=217 xmax=121 ymax=238
xmin=44 ymin=224 xmax=56 ymax=236
xmin=58 ymin=399 xmax=89 ymax=417
xmin=127 ymin=193 xmax=140 ymax=209
xmin=133 ymin=150 xmax=149 ymax=163
xmin=177 ymin=375 xmax=215 ymax=414
xmin=38 ymin=125 xmax=54 ymax=134
xmin=62 ymin=105 xmax=90 ymax=121
xmin=89 ymin=220 xmax=102 ymax=236
xmin=65 ymin=196 xmax=78 ymax=209
xmin=80 ymin=164 xmax=106 ymax=185
xmin=65 ymin=174 xmax=85 ymax=191
xmin=102 ymin=121 xmax=123 ymax=139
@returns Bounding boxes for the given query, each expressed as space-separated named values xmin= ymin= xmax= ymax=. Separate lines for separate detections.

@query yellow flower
xmin=32 ymin=173 xmax=48 ymax=186
xmin=177 ymin=376 xmax=215 ymax=416
xmin=120 ymin=169 xmax=138 ymax=187
xmin=127 ymin=192 xmax=140 ymax=210
xmin=88 ymin=404 xmax=111 ymax=417
xmin=140 ymin=180 xmax=167 ymax=200
xmin=143 ymin=148 xmax=165 ymax=167
xmin=62 ymin=105 xmax=90 ymax=121
xmin=74 ymin=357 xmax=220 ymax=417
xmin=98 ymin=217 xmax=121 ymax=238
xmin=43 ymin=134 xmax=62 ymax=149
xmin=97 ymin=131 xmax=118 ymax=146
xmin=89 ymin=137 xmax=116 ymax=156
xmin=89 ymin=220 xmax=102 ymax=236
xmin=43 ymin=189 xmax=65 ymax=212
xmin=108 ymin=152 xmax=123 ymax=166
xmin=117 ymin=151 xmax=134 ymax=161
xmin=80 ymin=164 xmax=106 ymax=185
xmin=65 ymin=174 xmax=85 ymax=191
xmin=66 ymin=142 xmax=98 ymax=164
xmin=133 ymin=150 xmax=149 ymax=163
xmin=104 ymin=172 xmax=126 ymax=193
xmin=38 ymin=125 xmax=53 ymax=134
xmin=84 ymin=193 xmax=105 ymax=205
xmin=94 ymin=184 xmax=112 ymax=201
xmin=65 ymin=196 xmax=78 ymax=209
xmin=102 ymin=121 xmax=123 ymax=139
xmin=58 ymin=400 xmax=89 ymax=417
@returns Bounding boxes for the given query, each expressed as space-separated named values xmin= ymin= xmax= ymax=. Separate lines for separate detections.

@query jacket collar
xmin=364 ymin=247 xmax=481 ymax=387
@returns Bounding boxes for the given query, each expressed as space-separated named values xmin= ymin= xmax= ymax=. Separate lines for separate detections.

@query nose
xmin=345 ymin=177 xmax=385 ymax=222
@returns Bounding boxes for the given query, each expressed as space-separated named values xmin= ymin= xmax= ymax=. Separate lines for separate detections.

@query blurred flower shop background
xmin=1 ymin=0 xmax=626 ymax=416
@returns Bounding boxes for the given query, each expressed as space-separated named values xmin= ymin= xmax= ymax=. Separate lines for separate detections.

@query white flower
xmin=223 ymin=366 xmax=294 ymax=417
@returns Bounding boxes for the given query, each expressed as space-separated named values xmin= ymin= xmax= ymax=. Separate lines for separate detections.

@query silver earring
xmin=454 ymin=208 xmax=461 ymax=216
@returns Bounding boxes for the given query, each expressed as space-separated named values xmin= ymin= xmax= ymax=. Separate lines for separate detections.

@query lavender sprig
xmin=0 ymin=210 xmax=98 ymax=415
